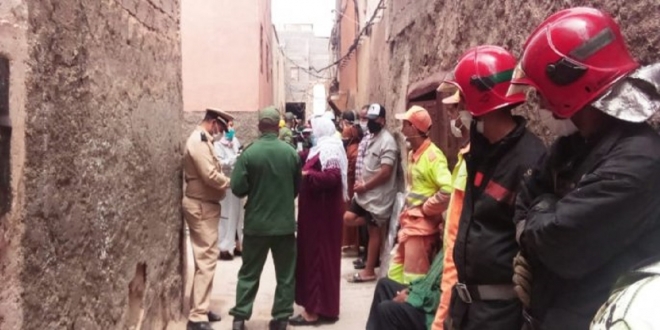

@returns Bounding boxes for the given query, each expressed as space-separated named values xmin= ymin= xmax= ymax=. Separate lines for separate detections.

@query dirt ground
xmin=167 ymin=238 xmax=376 ymax=330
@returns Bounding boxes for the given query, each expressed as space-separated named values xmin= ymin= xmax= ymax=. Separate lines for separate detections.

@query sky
xmin=272 ymin=0 xmax=336 ymax=37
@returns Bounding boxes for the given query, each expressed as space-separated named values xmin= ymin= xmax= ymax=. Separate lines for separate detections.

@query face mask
xmin=458 ymin=111 xmax=472 ymax=128
xmin=405 ymin=141 xmax=412 ymax=150
xmin=475 ymin=119 xmax=485 ymax=134
xmin=342 ymin=139 xmax=349 ymax=148
xmin=359 ymin=120 xmax=368 ymax=132
xmin=225 ymin=128 xmax=235 ymax=141
xmin=212 ymin=133 xmax=224 ymax=142
xmin=210 ymin=123 xmax=224 ymax=141
xmin=310 ymin=135 xmax=318 ymax=147
xmin=367 ymin=120 xmax=383 ymax=134
xmin=450 ymin=119 xmax=463 ymax=138
xmin=540 ymin=110 xmax=579 ymax=137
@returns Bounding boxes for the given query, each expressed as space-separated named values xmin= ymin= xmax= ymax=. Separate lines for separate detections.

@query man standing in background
xmin=214 ymin=121 xmax=244 ymax=261
xmin=182 ymin=108 xmax=232 ymax=330
xmin=279 ymin=112 xmax=296 ymax=148
xmin=344 ymin=104 xmax=399 ymax=283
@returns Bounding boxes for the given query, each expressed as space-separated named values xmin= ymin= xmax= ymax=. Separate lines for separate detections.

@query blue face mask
xmin=310 ymin=136 xmax=317 ymax=147
xmin=225 ymin=128 xmax=235 ymax=141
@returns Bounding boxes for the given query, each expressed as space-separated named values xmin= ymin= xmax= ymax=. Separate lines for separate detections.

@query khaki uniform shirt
xmin=183 ymin=126 xmax=229 ymax=202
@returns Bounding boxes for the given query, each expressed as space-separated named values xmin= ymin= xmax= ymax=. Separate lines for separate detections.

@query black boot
xmin=219 ymin=251 xmax=234 ymax=260
xmin=208 ymin=311 xmax=222 ymax=322
xmin=232 ymin=318 xmax=246 ymax=330
xmin=269 ymin=319 xmax=288 ymax=330
xmin=187 ymin=321 xmax=213 ymax=330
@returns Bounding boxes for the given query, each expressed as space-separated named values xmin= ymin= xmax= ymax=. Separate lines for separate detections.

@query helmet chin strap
xmin=405 ymin=134 xmax=426 ymax=139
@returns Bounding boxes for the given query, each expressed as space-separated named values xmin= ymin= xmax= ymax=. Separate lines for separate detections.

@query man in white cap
xmin=344 ymin=103 xmax=400 ymax=283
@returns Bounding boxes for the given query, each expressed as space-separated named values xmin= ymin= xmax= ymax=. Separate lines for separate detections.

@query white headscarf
xmin=308 ymin=116 xmax=349 ymax=201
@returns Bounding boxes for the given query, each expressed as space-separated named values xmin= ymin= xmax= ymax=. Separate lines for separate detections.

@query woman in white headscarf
xmin=290 ymin=116 xmax=348 ymax=326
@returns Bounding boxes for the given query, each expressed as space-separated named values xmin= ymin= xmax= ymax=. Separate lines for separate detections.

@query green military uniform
xmin=406 ymin=251 xmax=444 ymax=328
xmin=278 ymin=112 xmax=296 ymax=148
xmin=278 ymin=125 xmax=294 ymax=147
xmin=229 ymin=106 xmax=301 ymax=321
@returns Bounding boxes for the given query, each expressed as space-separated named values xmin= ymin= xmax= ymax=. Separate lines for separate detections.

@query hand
xmin=221 ymin=179 xmax=230 ymax=189
xmin=512 ymin=252 xmax=532 ymax=309
xmin=302 ymin=171 xmax=309 ymax=177
xmin=397 ymin=231 xmax=409 ymax=244
xmin=354 ymin=182 xmax=367 ymax=194
xmin=393 ymin=289 xmax=409 ymax=303
xmin=530 ymin=194 xmax=559 ymax=214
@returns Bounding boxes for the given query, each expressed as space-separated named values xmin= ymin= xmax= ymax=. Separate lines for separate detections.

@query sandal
xmin=347 ymin=272 xmax=376 ymax=283
xmin=342 ymin=245 xmax=357 ymax=253
xmin=289 ymin=314 xmax=320 ymax=326
xmin=319 ymin=316 xmax=339 ymax=324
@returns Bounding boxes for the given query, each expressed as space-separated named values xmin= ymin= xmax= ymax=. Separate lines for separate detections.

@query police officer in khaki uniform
xmin=183 ymin=108 xmax=233 ymax=330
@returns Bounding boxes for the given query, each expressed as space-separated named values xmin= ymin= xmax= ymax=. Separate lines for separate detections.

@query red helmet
xmin=439 ymin=45 xmax=526 ymax=117
xmin=509 ymin=7 xmax=639 ymax=118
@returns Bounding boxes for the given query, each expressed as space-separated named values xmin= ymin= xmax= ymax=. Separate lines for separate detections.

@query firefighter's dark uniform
xmin=449 ymin=117 xmax=545 ymax=330
xmin=515 ymin=121 xmax=660 ymax=329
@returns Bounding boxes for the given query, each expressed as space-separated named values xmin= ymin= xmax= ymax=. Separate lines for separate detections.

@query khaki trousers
xmin=183 ymin=196 xmax=221 ymax=322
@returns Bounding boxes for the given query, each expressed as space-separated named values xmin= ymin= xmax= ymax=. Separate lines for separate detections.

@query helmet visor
xmin=442 ymin=90 xmax=462 ymax=105
xmin=506 ymin=62 xmax=534 ymax=97
xmin=437 ymin=71 xmax=459 ymax=93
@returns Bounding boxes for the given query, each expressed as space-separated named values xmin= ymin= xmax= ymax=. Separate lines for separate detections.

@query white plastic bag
xmin=378 ymin=192 xmax=405 ymax=278
xmin=591 ymin=261 xmax=660 ymax=330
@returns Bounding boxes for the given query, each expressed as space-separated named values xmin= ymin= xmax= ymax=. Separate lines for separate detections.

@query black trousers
xmin=366 ymin=278 xmax=426 ymax=330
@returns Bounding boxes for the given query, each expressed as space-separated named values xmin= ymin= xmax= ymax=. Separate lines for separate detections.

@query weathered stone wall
xmin=369 ymin=0 xmax=660 ymax=141
xmin=0 ymin=1 xmax=29 ymax=328
xmin=230 ymin=111 xmax=261 ymax=145
xmin=7 ymin=0 xmax=184 ymax=329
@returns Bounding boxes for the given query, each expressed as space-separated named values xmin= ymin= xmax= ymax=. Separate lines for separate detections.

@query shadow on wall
xmin=127 ymin=262 xmax=147 ymax=330
xmin=0 ymin=56 xmax=10 ymax=220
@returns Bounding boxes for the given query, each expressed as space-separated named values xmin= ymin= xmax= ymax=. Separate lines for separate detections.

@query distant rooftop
xmin=282 ymin=23 xmax=314 ymax=32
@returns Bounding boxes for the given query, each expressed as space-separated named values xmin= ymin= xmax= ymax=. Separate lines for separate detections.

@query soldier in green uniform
xmin=229 ymin=106 xmax=302 ymax=330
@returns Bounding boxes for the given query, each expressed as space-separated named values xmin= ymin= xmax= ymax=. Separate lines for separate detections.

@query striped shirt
xmin=355 ymin=134 xmax=371 ymax=184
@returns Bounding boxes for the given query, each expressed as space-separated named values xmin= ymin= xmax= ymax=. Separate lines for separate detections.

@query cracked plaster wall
xmin=0 ymin=0 xmax=184 ymax=329
xmin=365 ymin=0 xmax=660 ymax=142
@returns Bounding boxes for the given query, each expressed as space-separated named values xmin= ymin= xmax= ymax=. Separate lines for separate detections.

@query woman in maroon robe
xmin=290 ymin=116 xmax=348 ymax=326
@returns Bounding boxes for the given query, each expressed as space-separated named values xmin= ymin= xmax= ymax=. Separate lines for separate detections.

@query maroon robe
xmin=295 ymin=153 xmax=343 ymax=318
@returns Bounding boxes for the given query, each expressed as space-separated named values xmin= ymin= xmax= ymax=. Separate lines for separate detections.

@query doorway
xmin=285 ymin=102 xmax=306 ymax=125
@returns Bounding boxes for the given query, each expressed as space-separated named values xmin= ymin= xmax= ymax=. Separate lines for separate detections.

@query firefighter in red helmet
xmin=438 ymin=45 xmax=545 ymax=330
xmin=509 ymin=7 xmax=660 ymax=329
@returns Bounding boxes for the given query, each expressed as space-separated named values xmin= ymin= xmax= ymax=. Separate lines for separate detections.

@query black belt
xmin=522 ymin=309 xmax=542 ymax=330
xmin=455 ymin=282 xmax=517 ymax=303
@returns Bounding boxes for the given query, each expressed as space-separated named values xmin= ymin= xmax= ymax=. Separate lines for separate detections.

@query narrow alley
xmin=169 ymin=238 xmax=376 ymax=330
xmin=3 ymin=0 xmax=660 ymax=330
